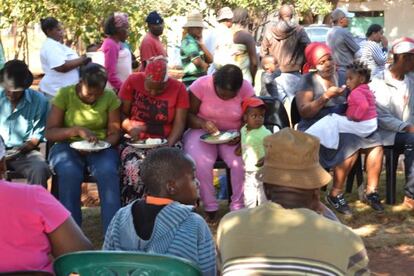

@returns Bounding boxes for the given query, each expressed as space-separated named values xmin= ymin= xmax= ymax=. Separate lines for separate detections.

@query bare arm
xmin=167 ymin=108 xmax=188 ymax=146
xmin=198 ymin=40 xmax=213 ymax=64
xmin=120 ymin=100 xmax=147 ymax=140
xmin=45 ymin=105 xmax=98 ymax=143
xmin=187 ymin=91 xmax=218 ymax=134
xmin=296 ymin=86 xmax=344 ymax=119
xmin=234 ymin=31 xmax=258 ymax=84
xmin=48 ymin=216 xmax=93 ymax=257
xmin=53 ymin=56 xmax=89 ymax=73
xmin=105 ymin=107 xmax=121 ymax=146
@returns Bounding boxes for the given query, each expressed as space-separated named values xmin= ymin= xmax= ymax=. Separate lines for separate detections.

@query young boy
xmin=238 ymin=97 xmax=272 ymax=208
xmin=103 ymin=148 xmax=216 ymax=275
xmin=259 ymin=55 xmax=281 ymax=99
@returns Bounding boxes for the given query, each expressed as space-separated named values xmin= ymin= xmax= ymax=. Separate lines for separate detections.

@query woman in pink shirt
xmin=184 ymin=65 xmax=254 ymax=222
xmin=100 ymin=12 xmax=132 ymax=92
xmin=0 ymin=137 xmax=92 ymax=274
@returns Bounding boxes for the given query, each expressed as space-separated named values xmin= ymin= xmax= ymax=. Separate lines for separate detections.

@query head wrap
xmin=114 ymin=12 xmax=129 ymax=29
xmin=145 ymin=56 xmax=168 ymax=83
xmin=303 ymin=42 xmax=332 ymax=73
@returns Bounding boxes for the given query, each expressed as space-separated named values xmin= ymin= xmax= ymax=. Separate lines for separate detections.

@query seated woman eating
xmin=184 ymin=64 xmax=254 ymax=222
xmin=119 ymin=56 xmax=189 ymax=205
xmin=46 ymin=63 xmax=121 ymax=233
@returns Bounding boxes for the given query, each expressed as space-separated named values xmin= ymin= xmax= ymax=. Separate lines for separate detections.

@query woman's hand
xmin=325 ymin=86 xmax=345 ymax=99
xmin=77 ymin=127 xmax=98 ymax=143
xmin=202 ymin=120 xmax=219 ymax=135
xmin=129 ymin=126 xmax=147 ymax=141
xmin=227 ymin=136 xmax=240 ymax=145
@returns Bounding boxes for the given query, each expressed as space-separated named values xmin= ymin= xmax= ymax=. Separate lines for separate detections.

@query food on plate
xmin=145 ymin=138 xmax=163 ymax=145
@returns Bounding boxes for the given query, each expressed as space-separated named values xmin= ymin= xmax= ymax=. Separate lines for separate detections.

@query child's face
xmin=245 ymin=107 xmax=265 ymax=129
xmin=262 ymin=58 xmax=277 ymax=73
xmin=172 ymin=158 xmax=199 ymax=205
xmin=345 ymin=70 xmax=366 ymax=91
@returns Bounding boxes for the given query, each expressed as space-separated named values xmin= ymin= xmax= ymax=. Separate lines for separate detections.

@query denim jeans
xmin=394 ymin=132 xmax=414 ymax=199
xmin=49 ymin=142 xmax=121 ymax=233
xmin=275 ymin=72 xmax=301 ymax=102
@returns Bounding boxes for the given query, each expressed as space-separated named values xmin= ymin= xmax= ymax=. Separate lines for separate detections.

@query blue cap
xmin=146 ymin=11 xmax=163 ymax=25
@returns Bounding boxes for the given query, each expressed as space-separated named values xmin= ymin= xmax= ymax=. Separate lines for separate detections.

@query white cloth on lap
xmin=306 ymin=113 xmax=377 ymax=149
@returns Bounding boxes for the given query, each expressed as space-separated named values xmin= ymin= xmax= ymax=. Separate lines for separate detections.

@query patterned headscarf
xmin=145 ymin=56 xmax=168 ymax=83
xmin=303 ymin=42 xmax=332 ymax=73
xmin=114 ymin=12 xmax=129 ymax=29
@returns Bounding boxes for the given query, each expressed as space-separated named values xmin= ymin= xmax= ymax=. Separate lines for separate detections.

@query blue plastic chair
xmin=54 ymin=251 xmax=202 ymax=276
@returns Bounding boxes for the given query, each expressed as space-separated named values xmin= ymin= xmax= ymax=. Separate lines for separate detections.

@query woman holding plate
xmin=118 ymin=56 xmax=189 ymax=205
xmin=46 ymin=63 xmax=121 ymax=233
xmin=184 ymin=64 xmax=254 ymax=222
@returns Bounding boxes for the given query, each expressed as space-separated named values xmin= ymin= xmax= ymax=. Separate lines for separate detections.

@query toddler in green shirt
xmin=237 ymin=97 xmax=272 ymax=208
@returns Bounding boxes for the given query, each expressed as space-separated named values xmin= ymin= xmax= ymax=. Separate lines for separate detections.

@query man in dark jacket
xmin=260 ymin=5 xmax=310 ymax=103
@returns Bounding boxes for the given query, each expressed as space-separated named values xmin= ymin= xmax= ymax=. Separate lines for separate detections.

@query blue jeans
xmin=49 ymin=142 xmax=121 ymax=233
xmin=275 ymin=72 xmax=301 ymax=102
xmin=394 ymin=133 xmax=414 ymax=199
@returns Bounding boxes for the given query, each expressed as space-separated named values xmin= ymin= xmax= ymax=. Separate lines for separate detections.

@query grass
xmin=83 ymin=173 xmax=414 ymax=248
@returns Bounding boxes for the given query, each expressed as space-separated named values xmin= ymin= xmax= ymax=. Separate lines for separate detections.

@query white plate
xmin=70 ymin=140 xmax=111 ymax=152
xmin=126 ymin=138 xmax=168 ymax=149
xmin=200 ymin=131 xmax=240 ymax=144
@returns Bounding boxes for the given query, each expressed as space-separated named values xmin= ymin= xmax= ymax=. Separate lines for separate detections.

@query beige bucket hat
xmin=183 ymin=10 xmax=206 ymax=28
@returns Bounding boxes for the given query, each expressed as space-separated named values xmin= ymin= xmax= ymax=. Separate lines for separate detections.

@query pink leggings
xmin=184 ymin=129 xmax=245 ymax=212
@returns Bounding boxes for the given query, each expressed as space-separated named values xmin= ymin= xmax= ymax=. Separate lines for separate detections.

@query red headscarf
xmin=145 ymin=56 xmax=168 ymax=82
xmin=303 ymin=42 xmax=332 ymax=73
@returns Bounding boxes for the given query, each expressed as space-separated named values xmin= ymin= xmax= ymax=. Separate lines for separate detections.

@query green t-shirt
xmin=180 ymin=34 xmax=206 ymax=82
xmin=241 ymin=125 xmax=272 ymax=171
xmin=53 ymin=85 xmax=121 ymax=141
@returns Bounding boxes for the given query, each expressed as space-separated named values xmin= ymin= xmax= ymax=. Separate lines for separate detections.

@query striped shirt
xmin=217 ymin=202 xmax=370 ymax=276
xmin=103 ymin=201 xmax=216 ymax=275
xmin=360 ymin=40 xmax=387 ymax=78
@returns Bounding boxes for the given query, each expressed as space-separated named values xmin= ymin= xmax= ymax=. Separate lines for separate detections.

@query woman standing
xmin=46 ymin=63 xmax=121 ymax=233
xmin=180 ymin=11 xmax=213 ymax=87
xmin=119 ymin=57 xmax=189 ymax=205
xmin=360 ymin=24 xmax=388 ymax=78
xmin=39 ymin=17 xmax=90 ymax=99
xmin=184 ymin=64 xmax=254 ymax=222
xmin=100 ymin=12 xmax=132 ymax=92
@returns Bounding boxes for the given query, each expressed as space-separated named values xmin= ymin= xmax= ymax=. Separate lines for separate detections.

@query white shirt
xmin=39 ymin=38 xmax=79 ymax=96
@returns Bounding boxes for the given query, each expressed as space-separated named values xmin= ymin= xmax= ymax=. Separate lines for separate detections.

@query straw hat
xmin=216 ymin=7 xmax=233 ymax=21
xmin=256 ymin=128 xmax=332 ymax=189
xmin=183 ymin=11 xmax=206 ymax=28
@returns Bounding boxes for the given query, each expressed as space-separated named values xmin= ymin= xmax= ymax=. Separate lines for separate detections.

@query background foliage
xmin=0 ymin=0 xmax=333 ymax=60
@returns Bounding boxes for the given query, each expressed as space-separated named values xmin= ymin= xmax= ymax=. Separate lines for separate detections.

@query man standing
xmin=0 ymin=60 xmax=51 ymax=187
xmin=327 ymin=8 xmax=360 ymax=85
xmin=260 ymin=4 xmax=310 ymax=102
xmin=371 ymin=37 xmax=414 ymax=209
xmin=139 ymin=11 xmax=167 ymax=70
xmin=217 ymin=128 xmax=370 ymax=275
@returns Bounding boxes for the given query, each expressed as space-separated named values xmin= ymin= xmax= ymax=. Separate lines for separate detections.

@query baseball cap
xmin=391 ymin=37 xmax=414 ymax=54
xmin=242 ymin=97 xmax=266 ymax=113
xmin=331 ymin=8 xmax=355 ymax=21
xmin=216 ymin=7 xmax=233 ymax=21
xmin=146 ymin=11 xmax=163 ymax=25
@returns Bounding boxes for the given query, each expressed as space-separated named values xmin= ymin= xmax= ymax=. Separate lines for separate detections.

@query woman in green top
xmin=180 ymin=11 xmax=213 ymax=87
xmin=46 ymin=63 xmax=121 ymax=233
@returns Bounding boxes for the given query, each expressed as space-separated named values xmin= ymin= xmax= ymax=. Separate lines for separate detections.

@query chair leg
xmin=226 ymin=167 xmax=232 ymax=204
xmin=385 ymin=149 xmax=397 ymax=205
xmin=51 ymin=174 xmax=59 ymax=199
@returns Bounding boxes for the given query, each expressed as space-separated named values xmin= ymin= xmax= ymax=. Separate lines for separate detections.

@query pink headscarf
xmin=145 ymin=56 xmax=168 ymax=82
xmin=114 ymin=12 xmax=129 ymax=29
xmin=303 ymin=42 xmax=332 ymax=73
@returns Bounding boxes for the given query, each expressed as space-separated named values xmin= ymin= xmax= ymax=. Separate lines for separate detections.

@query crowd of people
xmin=1 ymin=4 xmax=414 ymax=275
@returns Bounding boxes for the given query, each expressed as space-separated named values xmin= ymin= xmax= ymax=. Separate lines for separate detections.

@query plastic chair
xmin=290 ymin=97 xmax=302 ymax=129
xmin=54 ymin=251 xmax=202 ymax=276
xmin=258 ymin=96 xmax=290 ymax=130
xmin=384 ymin=145 xmax=404 ymax=204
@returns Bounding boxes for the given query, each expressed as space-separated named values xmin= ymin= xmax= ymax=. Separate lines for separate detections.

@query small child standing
xmin=238 ymin=97 xmax=272 ymax=208
xmin=306 ymin=61 xmax=377 ymax=149
xmin=103 ymin=147 xmax=216 ymax=275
